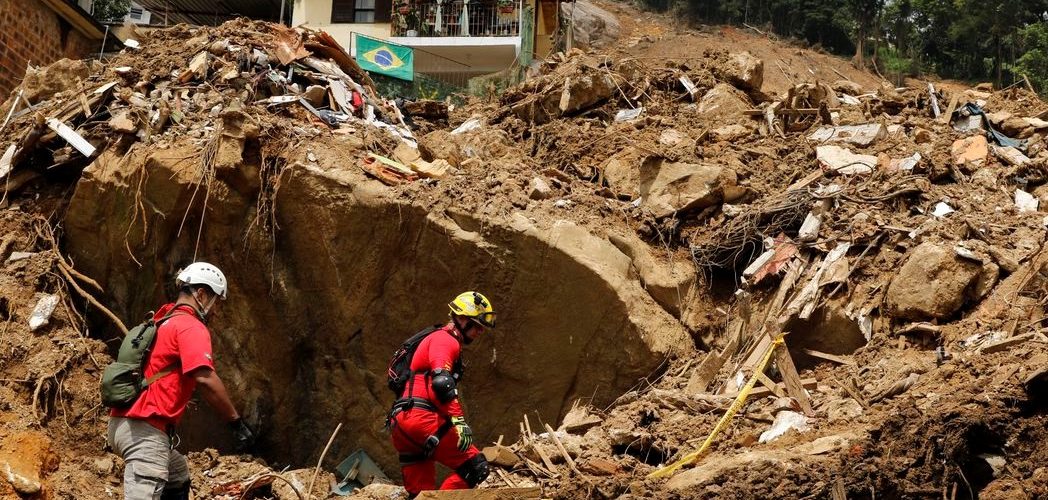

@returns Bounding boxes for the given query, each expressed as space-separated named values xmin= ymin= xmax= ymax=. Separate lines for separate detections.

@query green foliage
xmin=91 ymin=0 xmax=132 ymax=22
xmin=630 ymin=0 xmax=1048 ymax=94
xmin=1016 ymin=23 xmax=1048 ymax=94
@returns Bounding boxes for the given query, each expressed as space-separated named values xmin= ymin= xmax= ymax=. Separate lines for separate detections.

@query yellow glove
xmin=451 ymin=416 xmax=473 ymax=451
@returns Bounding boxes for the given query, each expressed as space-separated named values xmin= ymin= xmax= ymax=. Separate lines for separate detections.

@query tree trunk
xmin=996 ymin=35 xmax=1003 ymax=89
xmin=854 ymin=26 xmax=866 ymax=68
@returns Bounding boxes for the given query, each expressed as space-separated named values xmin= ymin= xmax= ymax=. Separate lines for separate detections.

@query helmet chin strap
xmin=454 ymin=317 xmax=477 ymax=344
xmin=192 ymin=290 xmax=219 ymax=320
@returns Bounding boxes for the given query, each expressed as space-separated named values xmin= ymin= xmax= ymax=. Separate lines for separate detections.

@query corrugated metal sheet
xmin=133 ymin=0 xmax=284 ymax=26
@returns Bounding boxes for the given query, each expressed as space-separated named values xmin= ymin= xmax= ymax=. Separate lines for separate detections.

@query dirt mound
xmin=2 ymin=8 xmax=1048 ymax=500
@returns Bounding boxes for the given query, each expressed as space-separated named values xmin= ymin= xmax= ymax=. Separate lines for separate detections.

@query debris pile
xmin=1 ymin=4 xmax=1048 ymax=499
xmin=0 ymin=19 xmax=442 ymax=193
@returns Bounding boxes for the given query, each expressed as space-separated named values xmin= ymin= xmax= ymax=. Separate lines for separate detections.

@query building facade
xmin=0 ymin=0 xmax=105 ymax=99
xmin=292 ymin=0 xmax=562 ymax=86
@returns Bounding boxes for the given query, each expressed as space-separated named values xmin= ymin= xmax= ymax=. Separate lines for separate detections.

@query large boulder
xmin=725 ymin=51 xmax=765 ymax=92
xmin=639 ymin=159 xmax=737 ymax=218
xmin=886 ymin=242 xmax=994 ymax=320
xmin=698 ymin=83 xmax=751 ymax=123
xmin=563 ymin=0 xmax=621 ymax=49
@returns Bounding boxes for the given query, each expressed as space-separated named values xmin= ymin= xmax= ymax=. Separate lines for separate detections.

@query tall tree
xmin=846 ymin=0 xmax=885 ymax=68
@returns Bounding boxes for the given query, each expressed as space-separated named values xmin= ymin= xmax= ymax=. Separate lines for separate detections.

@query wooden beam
xmin=755 ymin=372 xmax=788 ymax=399
xmin=800 ymin=348 xmax=856 ymax=366
xmin=724 ymin=377 xmax=817 ymax=399
xmin=416 ymin=488 xmax=543 ymax=499
xmin=774 ymin=335 xmax=815 ymax=415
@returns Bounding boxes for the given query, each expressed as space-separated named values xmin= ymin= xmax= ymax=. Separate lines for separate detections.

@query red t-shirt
xmin=402 ymin=323 xmax=465 ymax=417
xmin=110 ymin=303 xmax=216 ymax=431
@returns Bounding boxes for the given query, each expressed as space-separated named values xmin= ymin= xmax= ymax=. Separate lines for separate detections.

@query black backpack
xmin=386 ymin=325 xmax=442 ymax=396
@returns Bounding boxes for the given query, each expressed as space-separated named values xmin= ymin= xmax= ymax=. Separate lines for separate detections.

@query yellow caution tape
xmin=647 ymin=335 xmax=786 ymax=479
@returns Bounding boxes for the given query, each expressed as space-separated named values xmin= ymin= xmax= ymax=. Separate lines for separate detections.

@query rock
xmin=0 ymin=431 xmax=58 ymax=495
xmin=666 ymin=451 xmax=787 ymax=491
xmin=832 ymin=79 xmax=864 ymax=96
xmin=638 ymin=159 xmax=737 ymax=219
xmin=6 ymin=251 xmax=35 ymax=263
xmin=608 ymin=231 xmax=696 ymax=316
xmin=601 ymin=148 xmax=644 ymax=198
xmin=913 ymin=128 xmax=934 ymax=144
xmin=709 ymin=124 xmax=751 ymax=142
xmin=698 ymin=83 xmax=751 ymax=122
xmin=559 ymin=406 xmax=604 ymax=434
xmin=302 ymin=85 xmax=326 ymax=106
xmin=92 ymin=456 xmax=114 ymax=475
xmin=993 ymin=145 xmax=1031 ymax=166
xmin=658 ymin=129 xmax=686 ymax=146
xmin=580 ymin=458 xmax=622 ymax=476
xmin=271 ymin=469 xmax=334 ymax=499
xmin=952 ymin=135 xmax=988 ymax=167
xmin=562 ymin=0 xmax=621 ymax=49
xmin=725 ymin=51 xmax=764 ymax=92
xmin=28 ymin=294 xmax=60 ymax=332
xmin=886 ymin=242 xmax=987 ymax=320
xmin=559 ymin=69 xmax=616 ymax=114
xmin=529 ymin=177 xmax=553 ymax=200
xmin=410 ymin=158 xmax=453 ymax=179
xmin=109 ymin=112 xmax=137 ymax=134
xmin=972 ymin=168 xmax=998 ymax=188
xmin=816 ymin=145 xmax=876 ymax=175
xmin=482 ymin=444 xmax=521 ymax=467
xmin=15 ymin=58 xmax=92 ymax=105
xmin=808 ymin=123 xmax=887 ymax=147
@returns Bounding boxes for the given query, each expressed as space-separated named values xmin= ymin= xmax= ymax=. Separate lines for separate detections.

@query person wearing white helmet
xmin=108 ymin=262 xmax=255 ymax=500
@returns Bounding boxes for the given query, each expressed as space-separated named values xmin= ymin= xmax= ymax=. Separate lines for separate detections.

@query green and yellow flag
xmin=355 ymin=34 xmax=414 ymax=81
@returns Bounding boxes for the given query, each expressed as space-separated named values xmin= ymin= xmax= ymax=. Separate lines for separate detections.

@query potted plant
xmin=498 ymin=0 xmax=515 ymax=14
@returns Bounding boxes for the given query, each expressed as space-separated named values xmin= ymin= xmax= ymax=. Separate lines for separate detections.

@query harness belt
xmin=388 ymin=397 xmax=454 ymax=464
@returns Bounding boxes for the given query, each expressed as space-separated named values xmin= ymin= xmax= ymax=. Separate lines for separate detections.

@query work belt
xmin=387 ymin=397 xmax=453 ymax=464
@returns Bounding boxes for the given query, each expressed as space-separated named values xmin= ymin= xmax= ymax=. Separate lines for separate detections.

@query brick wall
xmin=0 ymin=0 xmax=99 ymax=100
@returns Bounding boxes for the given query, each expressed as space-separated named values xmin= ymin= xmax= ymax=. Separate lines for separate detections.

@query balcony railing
xmin=391 ymin=0 xmax=521 ymax=38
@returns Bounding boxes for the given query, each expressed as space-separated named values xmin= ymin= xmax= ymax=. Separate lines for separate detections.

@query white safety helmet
xmin=175 ymin=262 xmax=228 ymax=299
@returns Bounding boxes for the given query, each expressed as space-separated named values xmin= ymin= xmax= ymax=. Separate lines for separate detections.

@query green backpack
xmin=100 ymin=312 xmax=182 ymax=408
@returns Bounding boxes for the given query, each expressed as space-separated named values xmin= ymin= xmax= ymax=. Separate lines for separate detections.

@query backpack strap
xmin=138 ymin=309 xmax=192 ymax=389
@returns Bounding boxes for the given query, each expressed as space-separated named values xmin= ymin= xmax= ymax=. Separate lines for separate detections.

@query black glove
xmin=229 ymin=418 xmax=256 ymax=452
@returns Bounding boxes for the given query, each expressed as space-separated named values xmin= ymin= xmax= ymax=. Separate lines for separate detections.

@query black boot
xmin=159 ymin=481 xmax=190 ymax=500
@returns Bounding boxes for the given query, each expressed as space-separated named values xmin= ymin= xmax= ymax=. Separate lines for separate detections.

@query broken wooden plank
xmin=543 ymin=423 xmax=581 ymax=476
xmin=832 ymin=376 xmax=870 ymax=409
xmin=724 ymin=377 xmax=817 ymax=399
xmin=744 ymin=108 xmax=842 ymax=116
xmin=45 ymin=118 xmax=96 ymax=157
xmin=801 ymin=348 xmax=856 ymax=366
xmin=774 ymin=333 xmax=814 ymax=415
xmin=415 ymin=487 xmax=542 ymax=500
xmin=979 ymin=332 xmax=1038 ymax=354
xmin=755 ymin=371 xmax=788 ymax=399
xmin=928 ymin=82 xmax=941 ymax=118
xmin=941 ymin=94 xmax=960 ymax=124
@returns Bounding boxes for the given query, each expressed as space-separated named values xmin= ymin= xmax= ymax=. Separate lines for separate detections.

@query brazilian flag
xmin=355 ymin=34 xmax=414 ymax=82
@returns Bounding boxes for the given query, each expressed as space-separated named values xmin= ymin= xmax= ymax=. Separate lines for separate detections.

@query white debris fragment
xmin=797 ymin=212 xmax=822 ymax=242
xmin=759 ymin=410 xmax=810 ymax=443
xmin=1015 ymin=189 xmax=1039 ymax=213
xmin=28 ymin=294 xmax=60 ymax=332
xmin=614 ymin=107 xmax=645 ymax=122
xmin=451 ymin=118 xmax=483 ymax=135
xmin=932 ymin=202 xmax=955 ymax=218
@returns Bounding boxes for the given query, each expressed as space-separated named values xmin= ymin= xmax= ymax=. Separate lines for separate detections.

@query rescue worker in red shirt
xmin=388 ymin=291 xmax=496 ymax=497
xmin=107 ymin=262 xmax=256 ymax=500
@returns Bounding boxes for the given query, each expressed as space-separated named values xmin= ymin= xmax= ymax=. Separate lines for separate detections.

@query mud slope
xmin=61 ymin=142 xmax=692 ymax=470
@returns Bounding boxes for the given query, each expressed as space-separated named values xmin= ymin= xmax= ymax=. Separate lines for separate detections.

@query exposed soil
xmin=0 ymin=1 xmax=1047 ymax=499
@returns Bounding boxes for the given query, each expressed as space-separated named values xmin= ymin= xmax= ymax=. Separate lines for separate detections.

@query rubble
xmin=1 ymin=4 xmax=1048 ymax=499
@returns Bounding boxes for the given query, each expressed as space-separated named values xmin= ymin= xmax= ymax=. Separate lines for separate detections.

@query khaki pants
xmin=107 ymin=417 xmax=189 ymax=500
